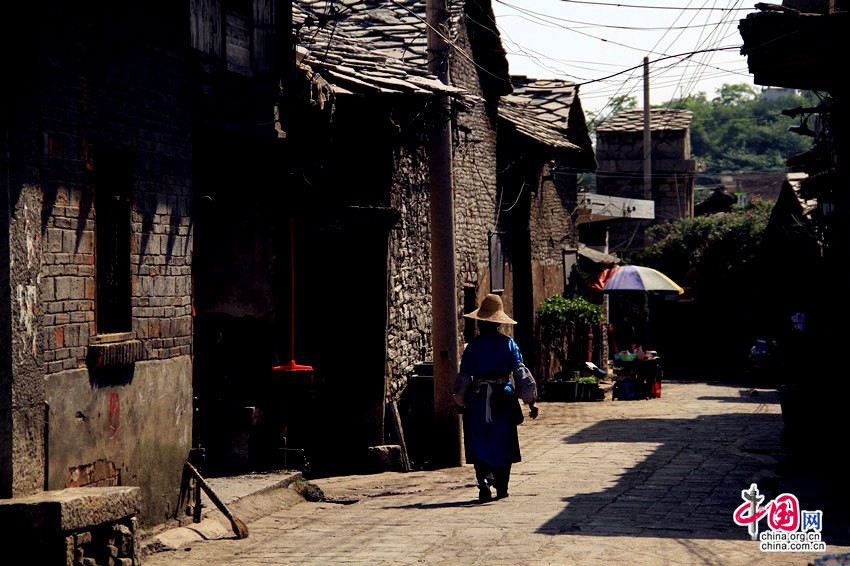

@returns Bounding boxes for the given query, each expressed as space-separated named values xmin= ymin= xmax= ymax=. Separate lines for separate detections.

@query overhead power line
xmin=576 ymin=46 xmax=742 ymax=87
xmin=495 ymin=0 xmax=745 ymax=75
xmin=497 ymin=5 xmax=746 ymax=30
xmin=553 ymin=0 xmax=751 ymax=10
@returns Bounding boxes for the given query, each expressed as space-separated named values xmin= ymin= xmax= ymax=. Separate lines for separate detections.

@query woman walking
xmin=453 ymin=293 xmax=538 ymax=502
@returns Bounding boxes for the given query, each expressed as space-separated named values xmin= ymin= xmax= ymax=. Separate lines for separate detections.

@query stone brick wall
xmin=596 ymin=131 xmax=688 ymax=162
xmin=0 ymin=485 xmax=142 ymax=566
xmin=29 ymin=7 xmax=194 ymax=528
xmin=66 ymin=519 xmax=139 ymax=566
xmin=38 ymin=13 xmax=192 ymax=373
xmin=450 ymin=15 xmax=501 ymax=317
xmin=528 ymin=161 xmax=580 ymax=322
xmin=597 ymin=129 xmax=695 ymax=243
xmin=529 ymin=163 xmax=579 ymax=266
xmin=387 ymin=144 xmax=433 ymax=398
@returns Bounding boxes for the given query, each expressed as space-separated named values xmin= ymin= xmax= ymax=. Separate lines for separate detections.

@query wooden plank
xmin=226 ymin=8 xmax=252 ymax=75
xmin=253 ymin=0 xmax=275 ymax=73
xmin=190 ymin=0 xmax=222 ymax=57
xmin=387 ymin=401 xmax=411 ymax=472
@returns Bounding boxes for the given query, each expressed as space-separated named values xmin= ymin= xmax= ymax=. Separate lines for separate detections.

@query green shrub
xmin=538 ymin=296 xmax=604 ymax=379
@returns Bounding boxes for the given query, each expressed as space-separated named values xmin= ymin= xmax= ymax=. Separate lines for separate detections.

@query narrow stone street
xmin=143 ymin=380 xmax=850 ymax=565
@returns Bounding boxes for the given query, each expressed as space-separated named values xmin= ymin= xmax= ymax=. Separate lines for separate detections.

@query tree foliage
xmin=664 ymin=84 xmax=816 ymax=173
xmin=634 ymin=198 xmax=773 ymax=293
xmin=632 ymin=199 xmax=775 ymax=371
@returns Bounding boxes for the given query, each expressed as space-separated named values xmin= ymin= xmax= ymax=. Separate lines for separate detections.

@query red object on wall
xmin=108 ymin=393 xmax=120 ymax=440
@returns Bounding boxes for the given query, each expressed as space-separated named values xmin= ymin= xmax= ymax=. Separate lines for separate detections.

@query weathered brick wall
xmin=387 ymin=145 xmax=432 ymax=398
xmin=31 ymin=7 xmax=194 ymax=528
xmin=38 ymin=15 xmax=192 ymax=372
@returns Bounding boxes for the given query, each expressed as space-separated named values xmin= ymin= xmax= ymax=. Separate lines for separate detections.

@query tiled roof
xmin=499 ymin=99 xmax=582 ymax=152
xmin=296 ymin=1 xmax=439 ymax=69
xmin=294 ymin=1 xmax=592 ymax=157
xmin=295 ymin=0 xmax=510 ymax=100
xmin=507 ymin=76 xmax=578 ymax=127
xmin=293 ymin=3 xmax=465 ymax=98
xmin=500 ymin=76 xmax=595 ymax=159
xmin=596 ymin=109 xmax=693 ymax=133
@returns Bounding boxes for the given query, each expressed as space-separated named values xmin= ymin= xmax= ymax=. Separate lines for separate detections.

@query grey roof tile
xmin=292 ymin=2 xmax=465 ymax=98
xmin=499 ymin=76 xmax=594 ymax=158
xmin=596 ymin=109 xmax=693 ymax=133
xmin=499 ymin=101 xmax=582 ymax=152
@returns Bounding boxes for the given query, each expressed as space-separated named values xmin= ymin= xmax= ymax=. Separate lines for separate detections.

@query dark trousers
xmin=475 ymin=462 xmax=512 ymax=495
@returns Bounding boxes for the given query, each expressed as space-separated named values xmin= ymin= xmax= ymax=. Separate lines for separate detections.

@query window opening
xmin=95 ymin=149 xmax=133 ymax=334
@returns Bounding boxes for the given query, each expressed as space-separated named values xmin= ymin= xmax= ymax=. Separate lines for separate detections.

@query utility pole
xmin=426 ymin=0 xmax=461 ymax=467
xmin=643 ymin=56 xmax=651 ymax=201
xmin=642 ymin=56 xmax=653 ymax=349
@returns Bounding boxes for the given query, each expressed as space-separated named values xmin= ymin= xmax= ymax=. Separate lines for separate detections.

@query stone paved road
xmin=144 ymin=380 xmax=850 ymax=565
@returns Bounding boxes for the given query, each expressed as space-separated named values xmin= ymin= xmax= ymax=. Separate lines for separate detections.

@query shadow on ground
xmin=537 ymin=411 xmax=850 ymax=547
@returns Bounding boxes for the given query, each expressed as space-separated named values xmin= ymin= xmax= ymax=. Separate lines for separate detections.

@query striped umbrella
xmin=602 ymin=265 xmax=684 ymax=295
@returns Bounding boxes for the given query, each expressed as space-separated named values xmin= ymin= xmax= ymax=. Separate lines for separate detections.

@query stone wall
xmin=597 ymin=128 xmax=695 ymax=255
xmin=529 ymin=162 xmax=580 ymax=326
xmin=387 ymin=145 xmax=433 ymax=399
xmin=529 ymin=162 xmax=579 ymax=270
xmin=596 ymin=131 xmax=688 ymax=163
xmin=2 ymin=185 xmax=46 ymax=498
xmin=450 ymin=14 xmax=502 ymax=322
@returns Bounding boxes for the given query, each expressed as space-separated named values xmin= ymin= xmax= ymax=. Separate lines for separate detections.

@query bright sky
xmin=491 ymin=0 xmax=758 ymax=121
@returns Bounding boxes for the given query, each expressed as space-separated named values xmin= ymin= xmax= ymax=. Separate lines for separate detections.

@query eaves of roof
xmin=739 ymin=8 xmax=847 ymax=92
xmin=499 ymin=100 xmax=583 ymax=153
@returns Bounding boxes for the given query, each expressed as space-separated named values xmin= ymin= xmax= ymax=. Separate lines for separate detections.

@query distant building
xmin=592 ymin=108 xmax=700 ymax=257
xmin=761 ymin=86 xmax=800 ymax=101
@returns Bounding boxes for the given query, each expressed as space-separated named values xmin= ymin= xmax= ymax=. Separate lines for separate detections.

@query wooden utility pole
xmin=642 ymin=57 xmax=653 ymax=348
xmin=426 ymin=0 xmax=462 ymax=467
xmin=643 ymin=56 xmax=652 ymax=200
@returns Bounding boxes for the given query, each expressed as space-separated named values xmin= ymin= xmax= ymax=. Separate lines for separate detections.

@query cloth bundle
xmin=512 ymin=364 xmax=537 ymax=405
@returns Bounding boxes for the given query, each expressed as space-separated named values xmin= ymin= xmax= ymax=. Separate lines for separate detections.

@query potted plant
xmin=575 ymin=376 xmax=599 ymax=401
xmin=537 ymin=295 xmax=604 ymax=401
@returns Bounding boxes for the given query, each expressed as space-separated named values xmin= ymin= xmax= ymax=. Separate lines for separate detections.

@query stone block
xmin=367 ymin=445 xmax=405 ymax=473
xmin=0 ymin=486 xmax=140 ymax=536
xmin=0 ymin=487 xmax=140 ymax=564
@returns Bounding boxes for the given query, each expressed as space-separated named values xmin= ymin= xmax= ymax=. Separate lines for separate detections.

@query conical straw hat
xmin=463 ymin=293 xmax=517 ymax=325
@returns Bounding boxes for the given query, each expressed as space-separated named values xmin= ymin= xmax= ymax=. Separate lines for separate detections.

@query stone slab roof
xmin=296 ymin=0 xmax=454 ymax=70
xmin=500 ymin=76 xmax=594 ymax=160
xmin=295 ymin=2 xmax=592 ymax=157
xmin=295 ymin=0 xmax=511 ymax=100
xmin=596 ymin=109 xmax=693 ymax=133
xmin=293 ymin=3 xmax=465 ymax=98
xmin=507 ymin=76 xmax=578 ymax=126
xmin=499 ymin=97 xmax=582 ymax=152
